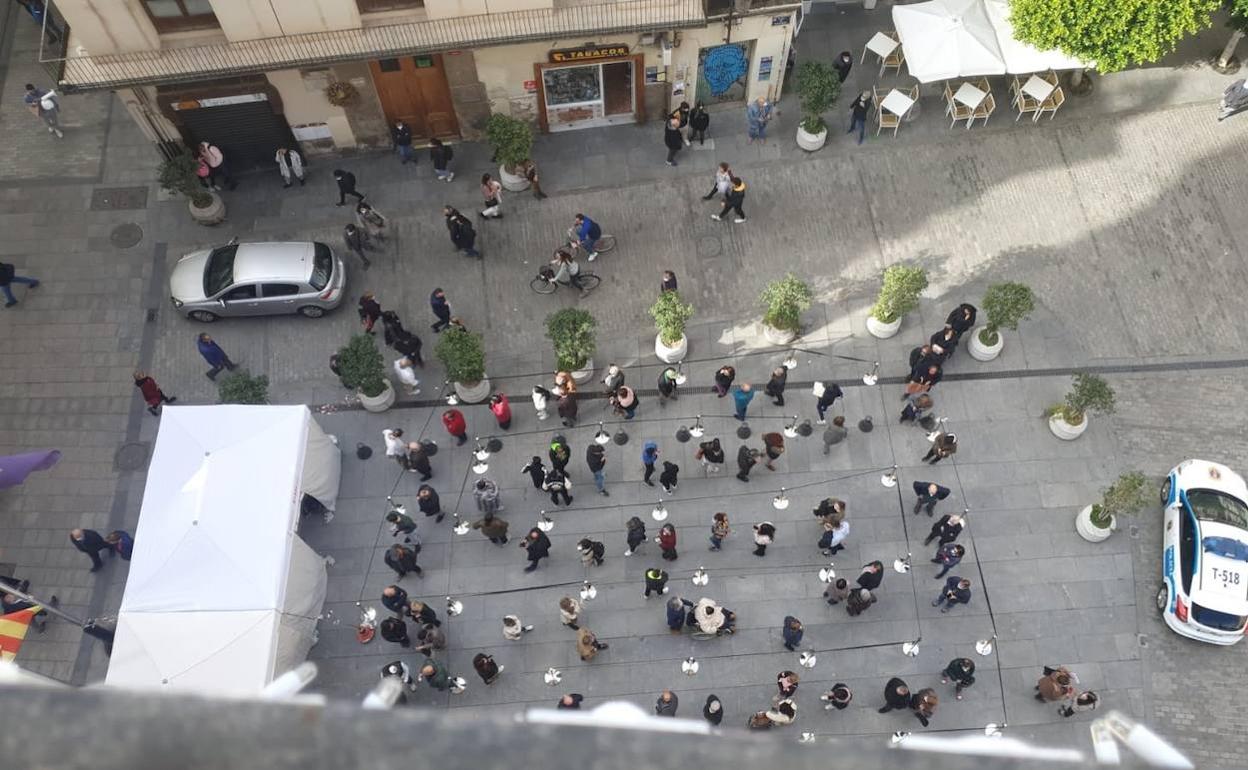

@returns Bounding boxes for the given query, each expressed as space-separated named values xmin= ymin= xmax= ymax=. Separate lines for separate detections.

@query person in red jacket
xmin=442 ymin=409 xmax=468 ymax=445
xmin=134 ymin=371 xmax=176 ymax=416
xmin=657 ymin=523 xmax=678 ymax=561
xmin=489 ymin=393 xmax=511 ymax=430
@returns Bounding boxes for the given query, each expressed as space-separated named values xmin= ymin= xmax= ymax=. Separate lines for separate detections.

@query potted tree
xmin=1076 ymin=471 xmax=1148 ymax=542
xmin=158 ymin=147 xmax=225 ymax=226
xmin=435 ymin=327 xmax=490 ymax=403
xmin=1047 ymin=372 xmax=1114 ymax=440
xmin=338 ymin=334 xmax=395 ymax=412
xmin=794 ymin=61 xmax=841 ymax=152
xmin=546 ymin=307 xmax=597 ymax=383
xmin=650 ymin=290 xmax=694 ymax=363
xmin=486 ymin=113 xmax=534 ymax=192
xmin=759 ymin=273 xmax=814 ymax=344
xmin=968 ymin=282 xmax=1036 ymax=361
xmin=217 ymin=370 xmax=269 ymax=405
xmin=866 ymin=266 xmax=927 ymax=338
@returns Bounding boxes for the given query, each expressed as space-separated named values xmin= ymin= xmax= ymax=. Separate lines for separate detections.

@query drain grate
xmin=114 ymin=442 xmax=150 ymax=472
xmin=91 ymin=187 xmax=149 ymax=211
xmin=110 ymin=223 xmax=144 ymax=249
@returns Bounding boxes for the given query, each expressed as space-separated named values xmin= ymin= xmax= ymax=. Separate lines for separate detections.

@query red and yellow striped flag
xmin=0 ymin=607 xmax=41 ymax=661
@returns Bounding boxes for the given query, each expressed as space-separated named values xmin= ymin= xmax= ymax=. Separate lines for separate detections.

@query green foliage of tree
xmin=434 ymin=327 xmax=487 ymax=384
xmin=157 ymin=147 xmax=214 ymax=208
xmin=1009 ymin=0 xmax=1221 ymax=72
xmin=217 ymin=370 xmax=269 ymax=405
xmin=979 ymin=282 xmax=1036 ymax=346
xmin=794 ymin=61 xmax=842 ymax=134
xmin=485 ymin=114 xmax=534 ymax=171
xmin=1090 ymin=471 xmax=1149 ymax=528
xmin=337 ymin=334 xmax=389 ymax=398
xmin=650 ymin=291 xmax=694 ymax=346
xmin=546 ymin=307 xmax=597 ymax=371
xmin=870 ymin=266 xmax=928 ymax=324
xmin=1049 ymin=372 xmax=1116 ymax=425
xmin=760 ymin=274 xmax=814 ymax=333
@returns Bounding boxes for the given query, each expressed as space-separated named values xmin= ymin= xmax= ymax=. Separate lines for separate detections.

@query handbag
xmin=484 ymin=197 xmax=500 ymax=208
xmin=812 ymin=381 xmax=826 ymax=398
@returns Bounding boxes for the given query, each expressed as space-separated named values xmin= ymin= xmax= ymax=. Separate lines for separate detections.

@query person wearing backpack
xmin=430 ymin=138 xmax=455 ymax=182
xmin=23 ymin=84 xmax=62 ymax=138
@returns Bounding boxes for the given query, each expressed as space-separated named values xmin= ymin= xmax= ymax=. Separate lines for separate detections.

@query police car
xmin=1158 ymin=459 xmax=1248 ymax=645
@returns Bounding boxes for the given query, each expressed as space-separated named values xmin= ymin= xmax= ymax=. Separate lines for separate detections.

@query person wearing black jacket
xmin=543 ymin=467 xmax=572 ymax=506
xmin=416 ymin=484 xmax=442 ymax=522
xmin=689 ymin=101 xmax=710 ymax=144
xmin=670 ymin=100 xmax=691 ymax=144
xmin=430 ymin=138 xmax=455 ymax=182
xmin=549 ymin=437 xmax=571 ymax=471
xmin=711 ymin=176 xmax=747 ymax=223
xmin=922 ymin=432 xmax=958 ymax=465
xmin=942 ymin=657 xmax=976 ymax=700
xmin=0 ymin=261 xmax=39 ymax=307
xmin=856 ymin=560 xmax=884 ymax=591
xmin=924 ymin=513 xmax=964 ymax=546
xmin=557 ymin=693 xmax=584 ymax=709
xmin=333 ymin=169 xmax=365 ymax=206
xmin=910 ymin=363 xmax=943 ymax=393
xmin=392 ymin=120 xmax=414 ymax=165
xmin=522 ymin=456 xmax=546 ymax=489
xmin=713 ymin=365 xmax=736 ymax=397
xmin=833 ymin=51 xmax=853 ymax=82
xmin=703 ymin=694 xmax=724 ymax=725
xmin=847 ymin=90 xmax=872 ymax=145
xmin=381 ymin=585 xmax=410 ymax=616
xmin=380 ymin=616 xmax=410 ymax=647
xmin=932 ymin=576 xmax=972 ymax=612
xmin=912 ymin=481 xmax=951 ymax=516
xmin=384 ymin=544 xmax=423 ymax=579
xmin=408 ymin=600 xmax=441 ymax=627
xmin=659 ymin=461 xmax=679 ymax=494
xmin=736 ymin=445 xmax=759 ymax=482
xmin=406 ymin=442 xmax=432 ymax=481
xmin=815 ymin=381 xmax=843 ymax=424
xmin=930 ymin=327 xmax=959 ymax=357
xmin=946 ymin=303 xmax=977 ymax=338
xmin=697 ymin=437 xmax=725 ymax=474
xmin=70 ymin=528 xmax=109 ymax=571
xmin=342 ymin=224 xmax=372 ymax=269
xmin=522 ymin=527 xmax=552 ymax=572
xmin=586 ymin=443 xmax=608 ymax=496
xmin=358 ymin=291 xmax=381 ymax=334
xmin=442 ymin=206 xmax=480 ymax=258
xmin=394 ymin=330 xmax=423 ymax=366
xmin=663 ymin=116 xmax=684 ymax=166
xmin=765 ymin=366 xmax=788 ymax=406
xmin=429 ymin=288 xmax=452 ymax=332
xmin=878 ymin=677 xmax=911 ymax=713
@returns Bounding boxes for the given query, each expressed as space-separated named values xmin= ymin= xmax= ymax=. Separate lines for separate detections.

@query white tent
xmin=983 ymin=0 xmax=1087 ymax=74
xmin=893 ymin=0 xmax=1005 ymax=83
xmin=106 ymin=405 xmax=340 ymax=696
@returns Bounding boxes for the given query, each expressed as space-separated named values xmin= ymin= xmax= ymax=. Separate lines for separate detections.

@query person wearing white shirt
xmin=393 ymin=357 xmax=421 ymax=395
xmin=383 ymin=428 xmax=409 ymax=471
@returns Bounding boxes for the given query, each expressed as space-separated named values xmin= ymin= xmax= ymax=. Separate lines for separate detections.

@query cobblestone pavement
xmin=0 ymin=4 xmax=1247 ymax=765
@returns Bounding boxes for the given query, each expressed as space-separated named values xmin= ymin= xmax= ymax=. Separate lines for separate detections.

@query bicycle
xmin=530 ymin=267 xmax=601 ymax=295
xmin=565 ymin=226 xmax=617 ymax=259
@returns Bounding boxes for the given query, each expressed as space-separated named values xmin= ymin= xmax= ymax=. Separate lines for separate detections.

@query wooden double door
xmin=370 ymin=54 xmax=459 ymax=139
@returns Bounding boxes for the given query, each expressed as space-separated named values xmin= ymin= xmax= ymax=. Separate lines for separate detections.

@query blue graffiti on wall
xmin=702 ymin=45 xmax=749 ymax=96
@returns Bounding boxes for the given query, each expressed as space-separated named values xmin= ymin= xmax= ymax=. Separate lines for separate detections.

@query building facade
xmin=41 ymin=0 xmax=803 ymax=166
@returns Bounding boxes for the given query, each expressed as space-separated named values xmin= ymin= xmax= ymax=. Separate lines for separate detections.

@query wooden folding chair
xmin=972 ymin=91 xmax=995 ymax=127
xmin=873 ymin=85 xmax=900 ymax=137
xmin=1035 ymin=87 xmax=1064 ymax=121
xmin=1010 ymin=76 xmax=1040 ymax=122
xmin=881 ymin=45 xmax=905 ymax=78
xmin=945 ymin=82 xmax=973 ymax=128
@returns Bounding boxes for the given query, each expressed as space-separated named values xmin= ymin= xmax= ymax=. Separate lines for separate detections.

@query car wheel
xmin=1156 ymin=585 xmax=1168 ymax=612
xmin=188 ymin=310 xmax=219 ymax=323
xmin=1160 ymin=478 xmax=1172 ymax=506
xmin=297 ymin=306 xmax=326 ymax=318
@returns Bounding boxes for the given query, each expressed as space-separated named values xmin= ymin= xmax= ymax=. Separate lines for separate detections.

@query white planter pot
xmin=796 ymin=124 xmax=828 ymax=151
xmin=1075 ymin=504 xmax=1115 ymax=542
xmin=189 ymin=192 xmax=226 ymax=226
xmin=655 ymin=333 xmax=688 ymax=363
xmin=454 ymin=377 xmax=492 ymax=404
xmin=570 ymin=358 xmax=594 ymax=384
xmin=498 ymin=164 xmax=530 ymax=192
xmin=763 ymin=323 xmax=798 ymax=346
xmin=1048 ymin=412 xmax=1089 ymax=440
xmin=865 ymin=314 xmax=902 ymax=339
xmin=967 ymin=327 xmax=1004 ymax=361
xmin=358 ymin=380 xmax=396 ymax=413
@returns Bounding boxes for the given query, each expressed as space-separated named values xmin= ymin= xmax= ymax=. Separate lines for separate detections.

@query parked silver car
xmin=169 ymin=241 xmax=346 ymax=322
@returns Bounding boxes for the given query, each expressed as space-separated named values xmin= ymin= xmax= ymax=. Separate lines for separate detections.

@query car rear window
xmin=1187 ymin=489 xmax=1248 ymax=529
xmin=1192 ymin=603 xmax=1247 ymax=631
xmin=204 ymin=244 xmax=238 ymax=297
xmin=309 ymin=242 xmax=333 ymax=291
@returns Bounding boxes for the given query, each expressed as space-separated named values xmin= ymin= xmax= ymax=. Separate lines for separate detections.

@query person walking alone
xmin=23 ymin=83 xmax=63 ymax=138
xmin=0 ymin=261 xmax=39 ymax=308
xmin=815 ymin=381 xmax=843 ymax=424
xmin=782 ymin=616 xmax=803 ymax=651
xmin=559 ymin=596 xmax=583 ymax=629
xmin=645 ymin=567 xmax=670 ymax=598
xmin=922 ymin=432 xmax=958 ymax=464
xmin=196 ymin=333 xmax=238 ymax=380
xmin=522 ymin=528 xmax=552 ymax=572
xmin=333 ymin=169 xmax=365 ymax=206
xmin=663 ymin=116 xmax=684 ymax=167
xmin=932 ymin=576 xmax=973 ymax=612
xmin=344 ymin=224 xmax=373 ymax=270
xmin=737 ymin=445 xmax=759 ymax=482
xmin=697 ymin=437 xmax=725 ymax=474
xmin=732 ymin=382 xmax=754 ymax=420
xmin=133 ymin=371 xmax=176 ymax=415
xmin=711 ymin=177 xmax=747 ymax=223
xmin=657 ymin=523 xmax=678 ymax=561
xmin=587 ymin=443 xmax=609 ymax=496
xmin=625 ymin=516 xmax=646 ymax=556
xmin=847 ymin=90 xmax=871 ymax=145
xmin=765 ymin=366 xmax=788 ymax=406
xmin=833 ymin=51 xmax=853 ymax=82
xmin=878 ymin=677 xmax=911 ymax=714
xmin=709 ymin=512 xmax=731 ymax=551
xmin=473 ymin=653 xmax=503 ymax=685
xmin=746 ymin=97 xmax=773 ymax=143
xmin=70 ymin=528 xmax=110 ymax=572
xmin=479 ymin=173 xmax=503 ymax=219
xmin=942 ymin=658 xmax=975 ymax=701
xmin=913 ymin=482 xmax=951 ymax=516
xmin=441 ymin=408 xmax=468 ymax=446
xmin=489 ymin=392 xmax=511 ymax=429
xmin=752 ymin=521 xmax=776 ymax=557
xmin=443 ymin=207 xmax=481 ymax=258
xmin=659 ymin=461 xmax=679 ymax=494
xmin=543 ymin=467 xmax=573 ymax=506
xmin=641 ymin=441 xmax=659 ymax=487
xmin=429 ymin=138 xmax=454 ymax=182
xmin=392 ymin=120 xmax=415 ymax=165
xmin=429 ymin=288 xmax=453 ymax=332
xmin=689 ymin=101 xmax=710 ymax=144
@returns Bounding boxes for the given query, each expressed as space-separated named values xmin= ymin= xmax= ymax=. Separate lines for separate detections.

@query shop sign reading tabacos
xmin=549 ymin=44 xmax=629 ymax=63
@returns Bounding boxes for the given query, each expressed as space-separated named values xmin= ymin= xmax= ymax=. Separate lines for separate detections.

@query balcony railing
xmin=43 ymin=0 xmax=706 ymax=91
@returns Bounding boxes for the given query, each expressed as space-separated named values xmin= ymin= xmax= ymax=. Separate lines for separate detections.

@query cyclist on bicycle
xmin=550 ymin=248 xmax=587 ymax=294
xmin=572 ymin=213 xmax=602 ymax=262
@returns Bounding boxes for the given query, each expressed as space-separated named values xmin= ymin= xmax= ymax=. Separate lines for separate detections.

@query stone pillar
xmin=443 ymin=50 xmax=491 ymax=141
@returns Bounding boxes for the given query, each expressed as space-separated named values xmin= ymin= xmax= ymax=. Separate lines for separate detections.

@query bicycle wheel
xmin=595 ymin=235 xmax=617 ymax=253
xmin=578 ymin=273 xmax=602 ymax=293
xmin=530 ymin=276 xmax=558 ymax=295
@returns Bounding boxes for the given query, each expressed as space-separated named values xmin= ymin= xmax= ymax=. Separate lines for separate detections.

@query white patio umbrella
xmin=983 ymin=0 xmax=1088 ymax=73
xmin=892 ymin=0 xmax=1005 ymax=83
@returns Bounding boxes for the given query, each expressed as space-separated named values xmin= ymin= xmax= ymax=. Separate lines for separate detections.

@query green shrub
xmin=217 ymin=370 xmax=269 ymax=404
xmin=1089 ymin=471 xmax=1148 ymax=529
xmin=546 ymin=307 xmax=597 ymax=371
xmin=978 ymin=282 xmax=1035 ymax=346
xmin=760 ymin=274 xmax=814 ymax=333
xmin=794 ymin=60 xmax=842 ymax=134
xmin=650 ymin=290 xmax=694 ymax=346
xmin=869 ymin=266 xmax=928 ymax=323
xmin=337 ymin=334 xmax=389 ymax=398
xmin=434 ymin=327 xmax=486 ymax=384
xmin=485 ymin=114 xmax=533 ymax=171
xmin=1048 ymin=372 xmax=1115 ymax=425
xmin=157 ymin=147 xmax=214 ymax=208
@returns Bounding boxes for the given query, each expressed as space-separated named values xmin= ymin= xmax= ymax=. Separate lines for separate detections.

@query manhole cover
xmin=114 ymin=442 xmax=150 ymax=472
xmin=90 ymin=186 xmax=149 ymax=211
xmin=696 ymin=234 xmax=723 ymax=260
xmin=110 ymin=223 xmax=143 ymax=249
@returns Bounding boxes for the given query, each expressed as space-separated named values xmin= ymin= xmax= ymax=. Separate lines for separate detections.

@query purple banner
xmin=0 ymin=450 xmax=62 ymax=490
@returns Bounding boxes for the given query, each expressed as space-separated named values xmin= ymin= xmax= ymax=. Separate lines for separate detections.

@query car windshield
xmin=204 ymin=244 xmax=238 ymax=297
xmin=309 ymin=243 xmax=332 ymax=291
xmin=1186 ymin=489 xmax=1248 ymax=529
xmin=1192 ymin=603 xmax=1248 ymax=631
